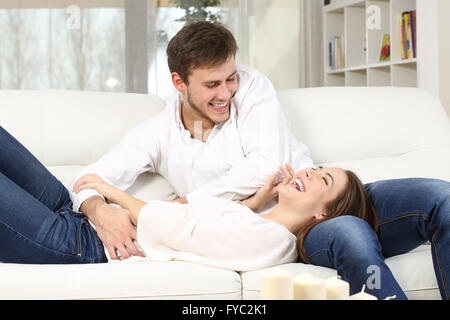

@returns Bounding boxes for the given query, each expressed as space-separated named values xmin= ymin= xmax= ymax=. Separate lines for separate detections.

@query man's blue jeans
xmin=0 ymin=126 xmax=107 ymax=264
xmin=304 ymin=177 xmax=450 ymax=300
xmin=1 ymin=126 xmax=449 ymax=299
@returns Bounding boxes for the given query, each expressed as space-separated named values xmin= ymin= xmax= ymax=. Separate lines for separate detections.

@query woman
xmin=68 ymin=163 xmax=378 ymax=271
xmin=0 ymin=125 xmax=376 ymax=271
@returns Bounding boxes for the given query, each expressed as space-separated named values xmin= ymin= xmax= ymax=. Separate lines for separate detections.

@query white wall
xmin=438 ymin=0 xmax=450 ymax=117
xmin=238 ymin=0 xmax=304 ymax=89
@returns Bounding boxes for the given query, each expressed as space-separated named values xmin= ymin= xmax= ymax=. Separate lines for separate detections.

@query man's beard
xmin=186 ymin=88 xmax=215 ymax=124
xmin=184 ymin=88 xmax=237 ymax=125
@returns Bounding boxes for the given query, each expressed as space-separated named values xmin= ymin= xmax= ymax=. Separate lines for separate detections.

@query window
xmin=0 ymin=0 xmax=306 ymax=95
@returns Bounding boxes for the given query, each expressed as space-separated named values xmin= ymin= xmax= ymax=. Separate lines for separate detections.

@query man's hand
xmin=73 ymin=173 xmax=120 ymax=204
xmin=79 ymin=196 xmax=145 ymax=260
xmin=240 ymin=163 xmax=295 ymax=211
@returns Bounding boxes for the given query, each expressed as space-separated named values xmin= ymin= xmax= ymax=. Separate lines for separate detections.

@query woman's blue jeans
xmin=0 ymin=126 xmax=107 ymax=264
xmin=304 ymin=178 xmax=450 ymax=300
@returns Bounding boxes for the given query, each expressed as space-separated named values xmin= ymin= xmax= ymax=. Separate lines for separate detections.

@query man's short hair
xmin=166 ymin=21 xmax=238 ymax=84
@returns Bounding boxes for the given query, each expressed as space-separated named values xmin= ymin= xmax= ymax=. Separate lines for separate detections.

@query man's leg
xmin=366 ymin=178 xmax=450 ymax=300
xmin=0 ymin=126 xmax=70 ymax=211
xmin=303 ymin=215 xmax=408 ymax=300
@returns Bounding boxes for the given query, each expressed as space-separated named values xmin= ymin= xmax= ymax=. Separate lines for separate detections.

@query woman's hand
xmin=240 ymin=163 xmax=296 ymax=211
xmin=73 ymin=173 xmax=120 ymax=204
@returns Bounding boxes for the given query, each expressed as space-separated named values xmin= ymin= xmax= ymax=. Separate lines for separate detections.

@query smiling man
xmin=70 ymin=21 xmax=313 ymax=261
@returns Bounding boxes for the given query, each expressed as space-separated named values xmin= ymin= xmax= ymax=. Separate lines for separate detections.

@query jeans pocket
xmin=76 ymin=217 xmax=106 ymax=263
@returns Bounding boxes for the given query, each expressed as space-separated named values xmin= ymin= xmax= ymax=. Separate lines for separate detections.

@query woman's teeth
xmin=294 ymin=178 xmax=305 ymax=192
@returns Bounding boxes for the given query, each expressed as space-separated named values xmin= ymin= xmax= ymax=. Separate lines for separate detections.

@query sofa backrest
xmin=1 ymin=87 xmax=449 ymax=168
xmin=277 ymin=87 xmax=450 ymax=164
xmin=0 ymin=90 xmax=165 ymax=166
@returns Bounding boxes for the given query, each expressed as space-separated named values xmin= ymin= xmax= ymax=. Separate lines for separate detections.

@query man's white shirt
xmin=69 ymin=64 xmax=313 ymax=213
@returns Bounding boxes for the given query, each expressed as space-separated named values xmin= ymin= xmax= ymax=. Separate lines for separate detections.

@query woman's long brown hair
xmin=296 ymin=170 xmax=378 ymax=264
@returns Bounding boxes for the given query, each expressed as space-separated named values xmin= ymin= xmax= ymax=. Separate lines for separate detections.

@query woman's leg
xmin=0 ymin=171 xmax=106 ymax=264
xmin=0 ymin=126 xmax=70 ymax=211
xmin=366 ymin=178 xmax=450 ymax=300
xmin=303 ymin=215 xmax=408 ymax=300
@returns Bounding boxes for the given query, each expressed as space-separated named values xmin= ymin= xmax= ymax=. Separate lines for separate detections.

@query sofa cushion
xmin=278 ymin=87 xmax=450 ymax=166
xmin=0 ymin=90 xmax=166 ymax=166
xmin=318 ymin=147 xmax=450 ymax=184
xmin=240 ymin=245 xmax=440 ymax=300
xmin=0 ymin=261 xmax=241 ymax=300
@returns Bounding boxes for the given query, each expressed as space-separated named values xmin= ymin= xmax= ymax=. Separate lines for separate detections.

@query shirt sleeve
xmin=69 ymin=115 xmax=163 ymax=212
xmin=186 ymin=67 xmax=313 ymax=203
xmin=136 ymin=200 xmax=298 ymax=271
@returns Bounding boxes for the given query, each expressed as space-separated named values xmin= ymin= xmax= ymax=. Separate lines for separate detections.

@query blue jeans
xmin=304 ymin=178 xmax=450 ymax=300
xmin=0 ymin=126 xmax=107 ymax=264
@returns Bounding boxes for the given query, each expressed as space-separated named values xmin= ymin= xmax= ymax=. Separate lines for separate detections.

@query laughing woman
xmin=0 ymin=125 xmax=375 ymax=273
xmin=72 ymin=164 xmax=377 ymax=271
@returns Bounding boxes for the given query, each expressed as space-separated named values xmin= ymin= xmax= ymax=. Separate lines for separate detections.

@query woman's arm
xmin=108 ymin=190 xmax=147 ymax=225
xmin=75 ymin=173 xmax=147 ymax=225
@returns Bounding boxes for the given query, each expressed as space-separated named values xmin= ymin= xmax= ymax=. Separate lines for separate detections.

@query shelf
xmin=391 ymin=58 xmax=417 ymax=65
xmin=323 ymin=0 xmax=418 ymax=88
xmin=326 ymin=59 xmax=416 ymax=74
xmin=324 ymin=0 xmax=365 ymax=13
xmin=368 ymin=61 xmax=392 ymax=69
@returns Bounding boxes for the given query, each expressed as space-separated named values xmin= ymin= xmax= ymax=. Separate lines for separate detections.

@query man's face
xmin=180 ymin=56 xmax=238 ymax=127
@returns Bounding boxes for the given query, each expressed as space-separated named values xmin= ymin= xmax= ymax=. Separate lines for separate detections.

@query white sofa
xmin=0 ymin=87 xmax=449 ymax=300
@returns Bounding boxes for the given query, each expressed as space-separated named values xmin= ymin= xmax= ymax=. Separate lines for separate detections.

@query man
xmin=70 ymin=21 xmax=313 ymax=261
xmin=71 ymin=22 xmax=449 ymax=300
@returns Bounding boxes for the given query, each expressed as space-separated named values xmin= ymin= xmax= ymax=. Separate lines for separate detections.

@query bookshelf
xmin=323 ymin=0 xmax=418 ymax=87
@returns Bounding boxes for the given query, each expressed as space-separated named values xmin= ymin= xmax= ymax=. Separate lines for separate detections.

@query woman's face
xmin=278 ymin=167 xmax=349 ymax=218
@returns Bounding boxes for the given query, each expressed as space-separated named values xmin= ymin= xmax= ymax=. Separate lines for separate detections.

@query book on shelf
xmin=399 ymin=10 xmax=417 ymax=60
xmin=329 ymin=34 xmax=345 ymax=70
xmin=379 ymin=34 xmax=390 ymax=62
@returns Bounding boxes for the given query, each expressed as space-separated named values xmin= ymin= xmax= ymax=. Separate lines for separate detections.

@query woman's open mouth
xmin=293 ymin=177 xmax=306 ymax=192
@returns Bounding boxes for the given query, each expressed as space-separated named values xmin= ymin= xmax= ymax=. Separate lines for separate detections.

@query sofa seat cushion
xmin=240 ymin=245 xmax=439 ymax=300
xmin=0 ymin=261 xmax=241 ymax=300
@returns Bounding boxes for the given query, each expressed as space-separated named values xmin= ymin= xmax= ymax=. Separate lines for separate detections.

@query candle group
xmin=260 ymin=268 xmax=378 ymax=300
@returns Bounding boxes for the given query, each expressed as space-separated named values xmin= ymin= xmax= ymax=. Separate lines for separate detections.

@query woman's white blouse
xmin=134 ymin=197 xmax=298 ymax=271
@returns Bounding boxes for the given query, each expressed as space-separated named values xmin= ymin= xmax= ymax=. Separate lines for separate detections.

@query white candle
xmin=260 ymin=267 xmax=293 ymax=300
xmin=325 ymin=276 xmax=350 ymax=300
xmin=293 ymin=273 xmax=326 ymax=300
xmin=349 ymin=285 xmax=378 ymax=300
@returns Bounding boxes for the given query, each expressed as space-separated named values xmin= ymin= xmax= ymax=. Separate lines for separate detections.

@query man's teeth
xmin=211 ymin=102 xmax=227 ymax=108
xmin=294 ymin=178 xmax=305 ymax=192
